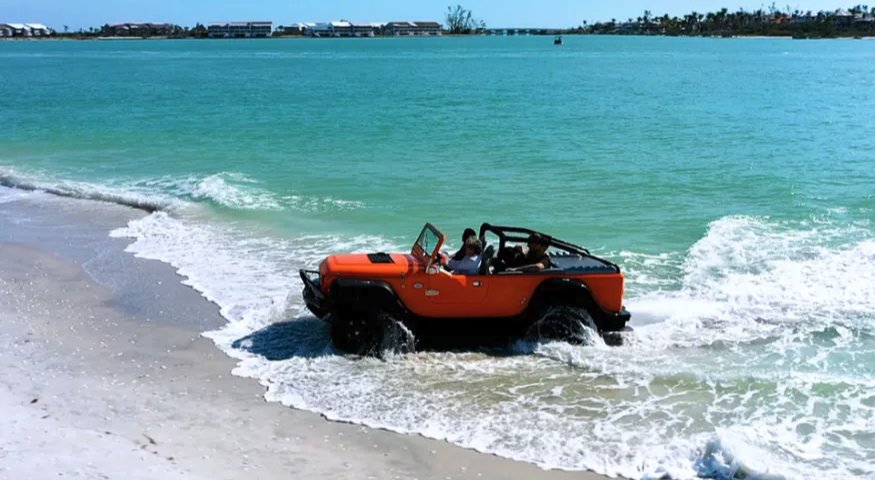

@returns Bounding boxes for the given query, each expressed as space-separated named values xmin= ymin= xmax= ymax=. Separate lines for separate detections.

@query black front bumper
xmin=300 ymin=269 xmax=329 ymax=319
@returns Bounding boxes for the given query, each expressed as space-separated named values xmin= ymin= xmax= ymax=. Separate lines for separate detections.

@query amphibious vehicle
xmin=300 ymin=223 xmax=631 ymax=354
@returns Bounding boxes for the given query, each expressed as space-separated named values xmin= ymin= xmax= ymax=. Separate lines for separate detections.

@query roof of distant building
xmin=25 ymin=23 xmax=49 ymax=29
xmin=7 ymin=23 xmax=28 ymax=29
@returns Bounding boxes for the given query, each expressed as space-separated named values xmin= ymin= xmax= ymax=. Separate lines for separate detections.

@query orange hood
xmin=322 ymin=253 xmax=423 ymax=279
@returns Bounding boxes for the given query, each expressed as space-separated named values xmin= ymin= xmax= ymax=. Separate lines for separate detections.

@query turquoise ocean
xmin=2 ymin=36 xmax=874 ymax=479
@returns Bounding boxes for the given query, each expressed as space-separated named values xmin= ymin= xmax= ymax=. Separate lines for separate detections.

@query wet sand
xmin=0 ymin=192 xmax=611 ymax=480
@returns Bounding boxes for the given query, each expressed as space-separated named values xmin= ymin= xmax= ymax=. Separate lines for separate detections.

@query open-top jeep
xmin=300 ymin=223 xmax=631 ymax=355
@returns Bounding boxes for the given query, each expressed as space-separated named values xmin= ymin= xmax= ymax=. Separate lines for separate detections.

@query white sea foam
xmin=190 ymin=172 xmax=285 ymax=211
xmin=140 ymin=171 xmax=366 ymax=213
xmin=108 ymin=211 xmax=875 ymax=480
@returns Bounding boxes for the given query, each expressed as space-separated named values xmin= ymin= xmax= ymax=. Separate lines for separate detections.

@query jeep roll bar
xmin=477 ymin=223 xmax=622 ymax=272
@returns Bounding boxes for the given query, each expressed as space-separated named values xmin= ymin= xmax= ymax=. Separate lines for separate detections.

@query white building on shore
xmin=208 ymin=21 xmax=273 ymax=38
xmin=303 ymin=20 xmax=440 ymax=37
xmin=26 ymin=23 xmax=51 ymax=35
xmin=1 ymin=23 xmax=51 ymax=36
xmin=306 ymin=21 xmax=384 ymax=37
xmin=384 ymin=21 xmax=442 ymax=36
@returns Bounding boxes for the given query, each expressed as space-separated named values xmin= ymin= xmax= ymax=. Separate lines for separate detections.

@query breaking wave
xmin=0 ymin=167 xmax=364 ymax=215
xmin=0 ymin=167 xmax=179 ymax=212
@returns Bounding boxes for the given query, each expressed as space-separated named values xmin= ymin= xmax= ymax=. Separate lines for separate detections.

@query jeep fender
xmin=526 ymin=277 xmax=602 ymax=321
xmin=329 ymin=278 xmax=408 ymax=317
xmin=527 ymin=278 xmax=630 ymax=332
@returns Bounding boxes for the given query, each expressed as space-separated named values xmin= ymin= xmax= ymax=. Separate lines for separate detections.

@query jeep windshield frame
xmin=411 ymin=222 xmax=445 ymax=264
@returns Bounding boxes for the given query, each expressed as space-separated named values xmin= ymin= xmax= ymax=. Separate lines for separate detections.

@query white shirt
xmin=447 ymin=254 xmax=482 ymax=275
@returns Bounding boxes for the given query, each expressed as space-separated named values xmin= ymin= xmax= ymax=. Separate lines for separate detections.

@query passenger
xmin=506 ymin=233 xmax=552 ymax=272
xmin=442 ymin=236 xmax=482 ymax=275
xmin=451 ymin=228 xmax=478 ymax=261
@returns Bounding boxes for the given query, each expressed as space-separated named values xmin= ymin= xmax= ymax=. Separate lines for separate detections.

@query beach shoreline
xmin=2 ymin=33 xmax=871 ymax=42
xmin=0 ymin=190 xmax=612 ymax=480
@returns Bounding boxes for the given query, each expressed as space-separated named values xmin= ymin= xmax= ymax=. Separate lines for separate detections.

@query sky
xmin=0 ymin=0 xmax=859 ymax=31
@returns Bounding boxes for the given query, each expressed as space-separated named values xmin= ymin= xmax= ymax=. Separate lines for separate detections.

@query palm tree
xmin=63 ymin=25 xmax=68 ymax=33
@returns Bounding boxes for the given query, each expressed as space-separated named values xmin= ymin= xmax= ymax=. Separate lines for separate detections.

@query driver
xmin=506 ymin=233 xmax=551 ymax=272
xmin=441 ymin=236 xmax=482 ymax=275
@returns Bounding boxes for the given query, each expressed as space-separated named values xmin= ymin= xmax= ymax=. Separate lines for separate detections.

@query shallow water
xmin=2 ymin=36 xmax=874 ymax=479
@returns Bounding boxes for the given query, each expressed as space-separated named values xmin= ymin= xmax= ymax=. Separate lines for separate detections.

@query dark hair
xmin=462 ymin=228 xmax=477 ymax=241
xmin=527 ymin=232 xmax=549 ymax=246
xmin=464 ymin=236 xmax=483 ymax=254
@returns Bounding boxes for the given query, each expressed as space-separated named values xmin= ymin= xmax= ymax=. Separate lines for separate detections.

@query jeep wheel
xmin=331 ymin=313 xmax=381 ymax=355
xmin=528 ymin=303 xmax=600 ymax=345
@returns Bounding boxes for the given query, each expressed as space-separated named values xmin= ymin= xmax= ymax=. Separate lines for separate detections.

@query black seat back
xmin=479 ymin=244 xmax=496 ymax=275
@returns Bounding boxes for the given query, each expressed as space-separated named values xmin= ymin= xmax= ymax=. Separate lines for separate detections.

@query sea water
xmin=2 ymin=36 xmax=874 ymax=479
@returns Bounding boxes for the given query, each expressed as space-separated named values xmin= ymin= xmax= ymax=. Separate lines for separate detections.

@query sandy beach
xmin=0 ymin=191 xmax=610 ymax=480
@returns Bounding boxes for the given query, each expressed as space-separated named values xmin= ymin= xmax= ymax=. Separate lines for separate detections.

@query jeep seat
xmin=479 ymin=243 xmax=496 ymax=275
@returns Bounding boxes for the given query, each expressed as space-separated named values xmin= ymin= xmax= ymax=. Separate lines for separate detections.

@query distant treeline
xmin=573 ymin=4 xmax=875 ymax=38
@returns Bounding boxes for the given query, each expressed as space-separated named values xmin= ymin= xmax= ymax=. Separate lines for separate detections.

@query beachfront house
xmin=209 ymin=21 xmax=273 ymax=38
xmin=329 ymin=21 xmax=353 ymax=36
xmin=278 ymin=23 xmax=310 ymax=35
xmin=383 ymin=21 xmax=442 ymax=36
xmin=832 ymin=9 xmax=855 ymax=26
xmin=306 ymin=23 xmax=331 ymax=36
xmin=854 ymin=14 xmax=875 ymax=27
xmin=350 ymin=22 xmax=381 ymax=37
xmin=108 ymin=23 xmax=172 ymax=36
xmin=25 ymin=23 xmax=50 ymax=36
xmin=5 ymin=23 xmax=31 ymax=36
xmin=0 ymin=24 xmax=12 ymax=37
xmin=413 ymin=21 xmax=442 ymax=35
xmin=384 ymin=21 xmax=415 ymax=35
xmin=249 ymin=21 xmax=273 ymax=37
xmin=305 ymin=21 xmax=380 ymax=37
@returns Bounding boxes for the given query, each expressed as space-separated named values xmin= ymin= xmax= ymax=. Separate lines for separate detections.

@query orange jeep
xmin=300 ymin=223 xmax=631 ymax=354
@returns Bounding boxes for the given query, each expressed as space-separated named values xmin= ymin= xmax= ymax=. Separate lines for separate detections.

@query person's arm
xmin=506 ymin=262 xmax=546 ymax=272
xmin=506 ymin=253 xmax=548 ymax=272
xmin=447 ymin=257 xmax=462 ymax=271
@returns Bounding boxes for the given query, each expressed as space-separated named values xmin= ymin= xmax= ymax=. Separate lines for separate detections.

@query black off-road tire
xmin=527 ymin=302 xmax=601 ymax=345
xmin=331 ymin=312 xmax=382 ymax=355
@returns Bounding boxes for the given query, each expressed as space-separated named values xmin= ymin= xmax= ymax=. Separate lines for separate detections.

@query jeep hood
xmin=323 ymin=253 xmax=423 ymax=277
